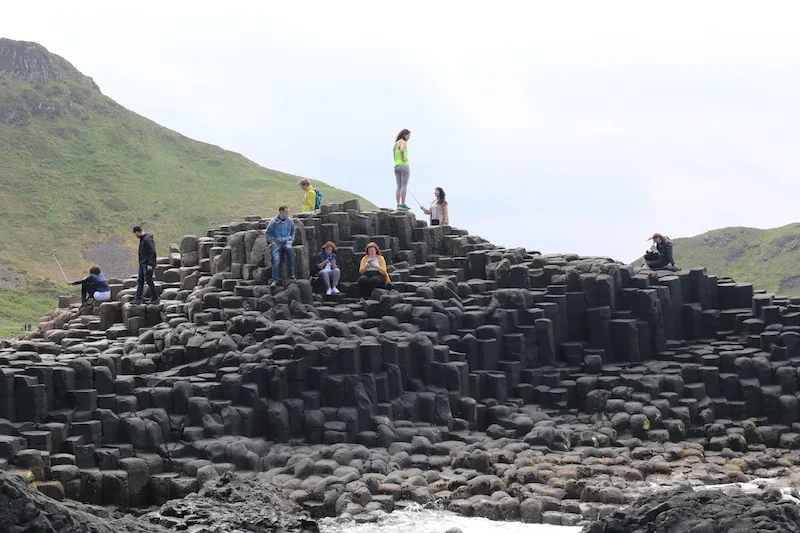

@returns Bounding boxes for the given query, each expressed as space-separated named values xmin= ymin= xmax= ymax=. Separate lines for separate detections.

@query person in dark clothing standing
xmin=645 ymin=232 xmax=678 ymax=270
xmin=71 ymin=265 xmax=111 ymax=303
xmin=133 ymin=225 xmax=159 ymax=304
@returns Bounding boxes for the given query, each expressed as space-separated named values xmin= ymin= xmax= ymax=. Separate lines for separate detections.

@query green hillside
xmin=673 ymin=224 xmax=800 ymax=295
xmin=0 ymin=38 xmax=373 ymax=333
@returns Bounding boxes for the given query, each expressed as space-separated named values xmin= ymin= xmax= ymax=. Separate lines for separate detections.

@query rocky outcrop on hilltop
xmin=0 ymin=38 xmax=98 ymax=87
xmin=3 ymin=200 xmax=800 ymax=527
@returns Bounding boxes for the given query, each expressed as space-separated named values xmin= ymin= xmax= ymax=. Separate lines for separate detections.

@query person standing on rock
xmin=358 ymin=242 xmax=390 ymax=301
xmin=71 ymin=265 xmax=111 ymax=304
xmin=133 ymin=225 xmax=159 ymax=304
xmin=315 ymin=241 xmax=341 ymax=296
xmin=298 ymin=178 xmax=318 ymax=213
xmin=646 ymin=232 xmax=678 ymax=270
xmin=420 ymin=187 xmax=449 ymax=226
xmin=393 ymin=129 xmax=411 ymax=210
xmin=265 ymin=206 xmax=296 ymax=287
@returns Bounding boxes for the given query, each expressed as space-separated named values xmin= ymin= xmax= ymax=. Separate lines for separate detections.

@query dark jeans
xmin=135 ymin=265 xmax=158 ymax=302
xmin=271 ymin=242 xmax=295 ymax=280
xmin=358 ymin=272 xmax=386 ymax=299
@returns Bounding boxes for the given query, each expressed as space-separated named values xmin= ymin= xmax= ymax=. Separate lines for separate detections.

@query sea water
xmin=319 ymin=506 xmax=582 ymax=533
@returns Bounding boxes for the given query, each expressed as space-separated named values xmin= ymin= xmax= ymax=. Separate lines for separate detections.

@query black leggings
xmin=358 ymin=273 xmax=386 ymax=299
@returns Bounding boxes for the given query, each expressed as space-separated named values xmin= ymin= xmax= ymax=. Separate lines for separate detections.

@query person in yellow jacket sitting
xmin=299 ymin=178 xmax=317 ymax=213
xmin=358 ymin=242 xmax=390 ymax=301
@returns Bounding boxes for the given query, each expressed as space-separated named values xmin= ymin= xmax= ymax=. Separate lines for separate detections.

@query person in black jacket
xmin=645 ymin=233 xmax=678 ymax=270
xmin=71 ymin=265 xmax=111 ymax=303
xmin=133 ymin=225 xmax=159 ymax=304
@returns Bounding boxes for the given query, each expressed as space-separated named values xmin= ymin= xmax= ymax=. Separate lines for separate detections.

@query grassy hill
xmin=0 ymin=38 xmax=373 ymax=334
xmin=673 ymin=224 xmax=800 ymax=295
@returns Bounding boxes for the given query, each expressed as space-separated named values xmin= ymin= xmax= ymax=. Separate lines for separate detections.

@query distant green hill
xmin=0 ymin=38 xmax=373 ymax=333
xmin=672 ymin=224 xmax=800 ymax=295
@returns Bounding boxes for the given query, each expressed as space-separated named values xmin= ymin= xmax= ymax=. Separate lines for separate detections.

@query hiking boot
xmin=132 ymin=299 xmax=142 ymax=305
xmin=149 ymin=298 xmax=160 ymax=305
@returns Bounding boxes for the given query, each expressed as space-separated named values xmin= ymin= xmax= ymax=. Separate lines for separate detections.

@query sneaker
xmin=270 ymin=280 xmax=278 ymax=288
xmin=359 ymin=297 xmax=366 ymax=303
xmin=149 ymin=298 xmax=160 ymax=305
xmin=132 ymin=299 xmax=142 ymax=305
xmin=326 ymin=288 xmax=333 ymax=295
xmin=399 ymin=204 xmax=410 ymax=210
xmin=332 ymin=287 xmax=340 ymax=295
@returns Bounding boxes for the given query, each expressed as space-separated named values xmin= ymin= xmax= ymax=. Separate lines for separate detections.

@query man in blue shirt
xmin=265 ymin=206 xmax=296 ymax=287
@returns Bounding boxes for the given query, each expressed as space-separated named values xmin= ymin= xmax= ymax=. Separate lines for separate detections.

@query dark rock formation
xmin=146 ymin=472 xmax=319 ymax=532
xmin=3 ymin=200 xmax=800 ymax=526
xmin=0 ymin=469 xmax=166 ymax=533
xmin=584 ymin=485 xmax=800 ymax=533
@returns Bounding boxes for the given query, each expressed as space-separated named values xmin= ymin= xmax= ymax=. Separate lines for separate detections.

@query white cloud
xmin=3 ymin=0 xmax=800 ymax=265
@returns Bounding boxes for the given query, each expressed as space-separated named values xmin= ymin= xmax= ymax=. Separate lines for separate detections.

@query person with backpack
xmin=315 ymin=241 xmax=341 ymax=295
xmin=133 ymin=225 xmax=159 ymax=304
xmin=420 ymin=187 xmax=449 ymax=226
xmin=299 ymin=178 xmax=322 ymax=213
xmin=265 ymin=206 xmax=296 ymax=286
xmin=393 ymin=129 xmax=411 ymax=210
xmin=71 ymin=265 xmax=111 ymax=303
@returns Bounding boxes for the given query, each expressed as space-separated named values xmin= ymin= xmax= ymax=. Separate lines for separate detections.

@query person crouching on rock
xmin=645 ymin=232 xmax=678 ymax=270
xmin=72 ymin=265 xmax=111 ymax=304
xmin=420 ymin=187 xmax=449 ymax=226
xmin=358 ymin=242 xmax=390 ymax=301
xmin=316 ymin=241 xmax=341 ymax=295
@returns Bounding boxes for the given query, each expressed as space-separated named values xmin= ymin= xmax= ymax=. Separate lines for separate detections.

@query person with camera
xmin=420 ymin=186 xmax=449 ymax=226
xmin=644 ymin=232 xmax=678 ymax=270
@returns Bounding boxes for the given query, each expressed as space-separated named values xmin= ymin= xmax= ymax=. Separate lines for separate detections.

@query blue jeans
xmin=271 ymin=242 xmax=295 ymax=280
xmin=135 ymin=265 xmax=158 ymax=302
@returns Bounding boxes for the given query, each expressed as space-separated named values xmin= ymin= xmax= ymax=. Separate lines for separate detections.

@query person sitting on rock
xmin=71 ymin=265 xmax=111 ymax=304
xmin=299 ymin=178 xmax=318 ymax=213
xmin=420 ymin=186 xmax=449 ymax=226
xmin=358 ymin=242 xmax=390 ymax=301
xmin=645 ymin=232 xmax=678 ymax=270
xmin=315 ymin=241 xmax=341 ymax=295
xmin=265 ymin=206 xmax=296 ymax=287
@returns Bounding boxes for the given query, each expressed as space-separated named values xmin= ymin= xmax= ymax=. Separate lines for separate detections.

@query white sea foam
xmin=319 ymin=505 xmax=582 ymax=533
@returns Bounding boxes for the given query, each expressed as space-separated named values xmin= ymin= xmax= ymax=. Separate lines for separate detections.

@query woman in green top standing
xmin=393 ymin=129 xmax=411 ymax=210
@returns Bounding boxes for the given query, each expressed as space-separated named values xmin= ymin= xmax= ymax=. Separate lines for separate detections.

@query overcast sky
xmin=4 ymin=1 xmax=800 ymax=262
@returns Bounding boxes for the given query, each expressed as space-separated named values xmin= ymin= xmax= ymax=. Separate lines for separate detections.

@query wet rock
xmin=0 ymin=470 xmax=164 ymax=532
xmin=585 ymin=485 xmax=800 ymax=533
xmin=145 ymin=472 xmax=318 ymax=532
